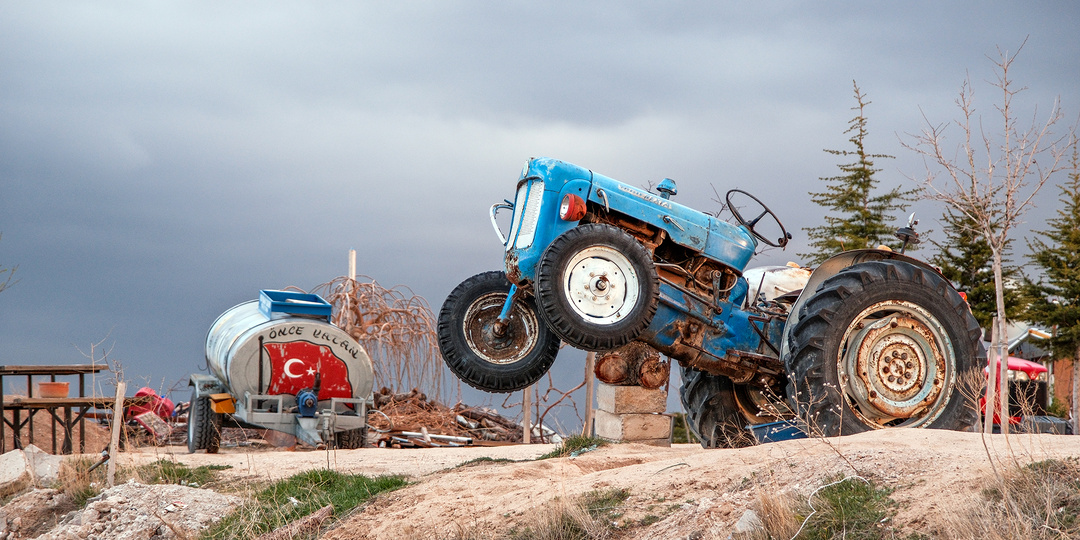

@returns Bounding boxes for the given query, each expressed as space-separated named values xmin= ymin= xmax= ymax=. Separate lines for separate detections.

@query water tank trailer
xmin=188 ymin=290 xmax=374 ymax=452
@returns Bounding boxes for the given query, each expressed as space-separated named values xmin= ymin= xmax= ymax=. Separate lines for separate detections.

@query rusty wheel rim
xmin=462 ymin=292 xmax=541 ymax=365
xmin=837 ymin=300 xmax=955 ymax=428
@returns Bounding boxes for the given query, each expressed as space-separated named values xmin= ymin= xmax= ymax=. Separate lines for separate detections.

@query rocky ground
xmin=3 ymin=412 xmax=1078 ymax=539
xmin=108 ymin=429 xmax=1079 ymax=539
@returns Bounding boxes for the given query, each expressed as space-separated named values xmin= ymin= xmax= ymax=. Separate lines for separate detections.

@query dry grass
xmin=752 ymin=487 xmax=802 ymax=540
xmin=56 ymin=456 xmax=232 ymax=507
xmin=743 ymin=457 xmax=1080 ymax=540
xmin=404 ymin=488 xmax=631 ymax=540
xmin=508 ymin=488 xmax=630 ymax=540
xmin=940 ymin=458 xmax=1080 ymax=540
xmin=746 ymin=475 xmax=904 ymax=540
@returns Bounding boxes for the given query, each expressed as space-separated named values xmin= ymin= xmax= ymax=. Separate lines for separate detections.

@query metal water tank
xmin=204 ymin=291 xmax=374 ymax=406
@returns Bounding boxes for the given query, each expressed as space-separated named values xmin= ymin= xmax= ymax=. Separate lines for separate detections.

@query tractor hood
xmin=507 ymin=157 xmax=757 ymax=283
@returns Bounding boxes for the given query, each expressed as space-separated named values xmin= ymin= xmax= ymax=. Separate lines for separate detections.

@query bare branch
xmin=903 ymin=41 xmax=1070 ymax=434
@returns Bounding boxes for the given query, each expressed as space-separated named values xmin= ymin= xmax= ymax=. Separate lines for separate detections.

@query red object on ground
xmin=126 ymin=387 xmax=176 ymax=421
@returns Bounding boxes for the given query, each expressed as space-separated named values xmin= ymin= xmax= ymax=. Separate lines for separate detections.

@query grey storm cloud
xmin=1 ymin=1 xmax=1077 ymax=416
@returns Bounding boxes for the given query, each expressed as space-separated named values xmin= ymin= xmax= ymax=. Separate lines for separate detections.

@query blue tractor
xmin=437 ymin=157 xmax=983 ymax=447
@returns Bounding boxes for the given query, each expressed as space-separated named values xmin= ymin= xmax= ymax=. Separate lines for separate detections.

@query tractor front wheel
xmin=438 ymin=271 xmax=561 ymax=392
xmin=535 ymin=224 xmax=659 ymax=351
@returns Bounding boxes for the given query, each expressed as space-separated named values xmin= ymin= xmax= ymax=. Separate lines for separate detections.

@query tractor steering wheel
xmin=725 ymin=189 xmax=791 ymax=248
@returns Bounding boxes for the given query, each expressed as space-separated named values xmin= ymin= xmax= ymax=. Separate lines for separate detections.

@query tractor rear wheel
xmin=535 ymin=224 xmax=659 ymax=351
xmin=678 ymin=366 xmax=756 ymax=448
xmin=785 ymin=260 xmax=982 ymax=437
xmin=438 ymin=271 xmax=561 ymax=392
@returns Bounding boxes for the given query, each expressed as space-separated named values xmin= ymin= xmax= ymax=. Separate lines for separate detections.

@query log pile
xmin=369 ymin=387 xmax=523 ymax=448
xmin=594 ymin=342 xmax=670 ymax=389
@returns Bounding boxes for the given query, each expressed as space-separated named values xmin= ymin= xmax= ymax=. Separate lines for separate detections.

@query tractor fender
xmin=778 ymin=249 xmax=946 ymax=361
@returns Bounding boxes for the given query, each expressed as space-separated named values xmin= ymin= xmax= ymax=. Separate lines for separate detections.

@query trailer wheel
xmin=438 ymin=271 xmax=561 ymax=392
xmin=535 ymin=224 xmax=659 ymax=351
xmin=785 ymin=260 xmax=983 ymax=437
xmin=335 ymin=427 xmax=366 ymax=449
xmin=187 ymin=389 xmax=222 ymax=454
xmin=678 ymin=366 xmax=755 ymax=448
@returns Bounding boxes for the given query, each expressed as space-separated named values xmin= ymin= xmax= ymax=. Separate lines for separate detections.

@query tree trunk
xmin=984 ymin=318 xmax=999 ymax=434
xmin=991 ymin=250 xmax=1010 ymax=434
xmin=594 ymin=342 xmax=670 ymax=389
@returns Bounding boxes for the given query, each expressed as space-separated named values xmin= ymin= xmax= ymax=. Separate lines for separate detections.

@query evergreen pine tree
xmin=801 ymin=82 xmax=916 ymax=265
xmin=930 ymin=208 xmax=1023 ymax=331
xmin=1025 ymin=140 xmax=1080 ymax=433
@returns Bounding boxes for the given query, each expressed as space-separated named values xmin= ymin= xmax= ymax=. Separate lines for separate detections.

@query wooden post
xmin=107 ymin=381 xmax=126 ymax=487
xmin=348 ymin=249 xmax=356 ymax=281
xmin=522 ymin=385 xmax=532 ymax=444
xmin=582 ymin=352 xmax=596 ymax=437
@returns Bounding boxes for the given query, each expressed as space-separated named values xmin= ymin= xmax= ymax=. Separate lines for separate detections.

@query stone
xmin=733 ymin=508 xmax=762 ymax=533
xmin=595 ymin=383 xmax=667 ymax=414
xmin=0 ymin=449 xmax=32 ymax=498
xmin=24 ymin=444 xmax=62 ymax=487
xmin=593 ymin=409 xmax=671 ymax=444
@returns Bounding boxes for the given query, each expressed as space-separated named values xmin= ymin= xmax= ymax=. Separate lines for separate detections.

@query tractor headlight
xmin=1008 ymin=370 xmax=1030 ymax=382
xmin=559 ymin=193 xmax=587 ymax=221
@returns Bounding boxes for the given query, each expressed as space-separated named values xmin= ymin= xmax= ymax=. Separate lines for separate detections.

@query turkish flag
xmin=264 ymin=340 xmax=354 ymax=400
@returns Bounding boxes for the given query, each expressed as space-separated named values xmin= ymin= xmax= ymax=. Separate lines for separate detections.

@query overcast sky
xmin=2 ymin=2 xmax=1077 ymax=423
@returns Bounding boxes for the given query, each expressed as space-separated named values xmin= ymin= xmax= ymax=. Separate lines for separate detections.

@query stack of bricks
xmin=592 ymin=382 xmax=671 ymax=446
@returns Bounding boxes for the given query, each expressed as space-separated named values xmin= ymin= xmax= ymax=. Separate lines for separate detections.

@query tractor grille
xmin=506 ymin=179 xmax=543 ymax=250
xmin=1009 ymin=380 xmax=1048 ymax=416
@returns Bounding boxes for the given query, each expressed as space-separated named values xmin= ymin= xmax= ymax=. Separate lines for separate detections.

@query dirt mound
xmin=65 ymin=427 xmax=1080 ymax=538
xmin=318 ymin=430 xmax=1079 ymax=539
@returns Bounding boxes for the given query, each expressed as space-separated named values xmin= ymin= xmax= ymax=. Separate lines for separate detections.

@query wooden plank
xmin=0 ymin=365 xmax=108 ymax=376
xmin=107 ymin=381 xmax=125 ymax=486
xmin=6 ymin=396 xmax=151 ymax=409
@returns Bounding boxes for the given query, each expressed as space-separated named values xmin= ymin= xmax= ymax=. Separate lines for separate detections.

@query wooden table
xmin=0 ymin=364 xmax=142 ymax=454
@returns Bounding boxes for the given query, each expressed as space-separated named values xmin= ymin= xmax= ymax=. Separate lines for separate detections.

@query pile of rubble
xmin=33 ymin=482 xmax=240 ymax=540
xmin=369 ymin=388 xmax=523 ymax=448
xmin=0 ymin=444 xmax=238 ymax=539
xmin=0 ymin=481 xmax=240 ymax=540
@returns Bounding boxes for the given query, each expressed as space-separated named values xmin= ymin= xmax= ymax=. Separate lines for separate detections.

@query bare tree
xmin=903 ymin=41 xmax=1071 ymax=434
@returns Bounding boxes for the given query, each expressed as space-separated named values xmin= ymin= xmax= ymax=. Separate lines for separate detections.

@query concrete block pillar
xmin=592 ymin=383 xmax=671 ymax=447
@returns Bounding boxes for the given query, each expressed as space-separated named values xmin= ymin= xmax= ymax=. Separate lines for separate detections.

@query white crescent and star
xmin=284 ymin=358 xmax=304 ymax=378
xmin=283 ymin=358 xmax=320 ymax=378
